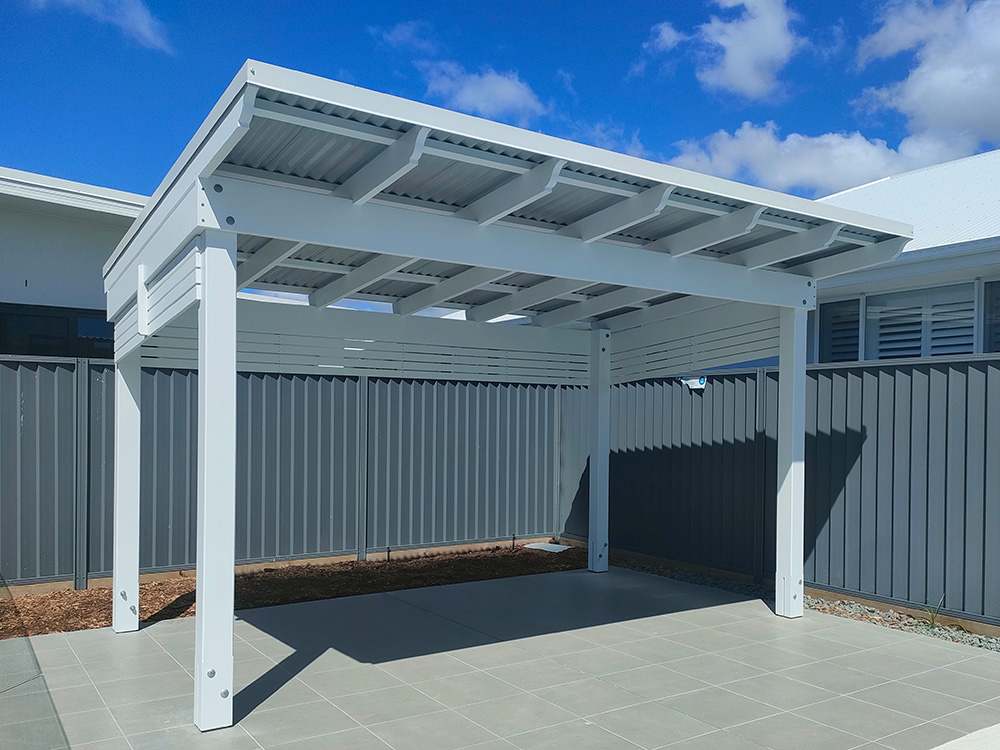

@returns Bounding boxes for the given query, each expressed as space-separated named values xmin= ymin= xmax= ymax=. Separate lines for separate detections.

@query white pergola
xmin=103 ymin=61 xmax=912 ymax=731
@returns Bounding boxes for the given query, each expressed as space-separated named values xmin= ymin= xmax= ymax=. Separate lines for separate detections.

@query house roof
xmin=0 ymin=166 xmax=145 ymax=226
xmin=105 ymin=61 xmax=913 ymax=330
xmin=820 ymin=149 xmax=1000 ymax=253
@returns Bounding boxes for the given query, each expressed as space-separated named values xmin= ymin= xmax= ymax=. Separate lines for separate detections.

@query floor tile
xmin=728 ymin=711 xmax=866 ymax=750
xmin=666 ymin=654 xmax=765 ymax=686
xmin=830 ymin=651 xmax=931 ymax=681
xmin=457 ymin=693 xmax=576 ymax=737
xmin=875 ymin=639 xmax=977 ymax=668
xmin=817 ymin=623 xmax=915 ymax=650
xmin=268 ymin=726 xmax=391 ymax=749
xmin=331 ymin=684 xmax=443 ymax=725
xmin=553 ymin=647 xmax=649 ymax=676
xmin=770 ymin=633 xmax=859 ymax=661
xmin=508 ymin=718 xmax=641 ymax=750
xmin=487 ymin=658 xmax=587 ymax=691
xmin=779 ymin=660 xmax=887 ymax=694
xmin=109 ymin=695 xmax=195 ymax=736
xmin=621 ymin=616 xmax=700 ymax=638
xmin=82 ymin=652 xmax=185 ymax=684
xmin=379 ymin=653 xmax=475 ymax=683
xmin=661 ymin=686 xmax=780 ymax=728
xmin=610 ymin=637 xmax=702 ymax=664
xmin=945 ymin=654 xmax=1000 ymax=682
xmin=725 ymin=672 xmax=836 ymax=710
xmin=877 ymin=722 xmax=964 ymax=750
xmin=0 ymin=715 xmax=69 ymax=749
xmin=298 ymin=664 xmax=403 ymax=700
xmin=533 ymin=678 xmax=644 ymax=717
xmin=665 ymin=729 xmax=771 ymax=749
xmin=601 ymin=665 xmax=709 ymax=700
xmin=903 ymin=667 xmax=1000 ymax=702
xmin=665 ymin=629 xmax=755 ymax=653
xmin=239 ymin=700 xmax=356 ymax=747
xmin=514 ymin=633 xmax=596 ymax=658
xmin=935 ymin=703 xmax=1000 ymax=734
xmin=59 ymin=708 xmax=124 ymax=746
xmin=589 ymin=700 xmax=717 ymax=748
xmin=415 ymin=670 xmax=521 ymax=708
xmin=94 ymin=670 xmax=194 ymax=707
xmin=794 ymin=696 xmax=922 ymax=741
xmin=450 ymin=642 xmax=537 ymax=670
xmin=129 ymin=723 xmax=259 ymax=750
xmin=35 ymin=648 xmax=82 ymax=671
xmin=852 ymin=681 xmax=972 ymax=720
xmin=368 ymin=709 xmax=496 ymax=750
xmin=721 ymin=642 xmax=816 ymax=671
xmin=572 ymin=623 xmax=650 ymax=647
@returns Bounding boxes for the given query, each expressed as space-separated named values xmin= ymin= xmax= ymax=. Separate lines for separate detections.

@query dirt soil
xmin=0 ymin=545 xmax=586 ymax=640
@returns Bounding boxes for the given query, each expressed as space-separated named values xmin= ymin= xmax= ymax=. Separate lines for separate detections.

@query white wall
xmin=0 ymin=204 xmax=128 ymax=311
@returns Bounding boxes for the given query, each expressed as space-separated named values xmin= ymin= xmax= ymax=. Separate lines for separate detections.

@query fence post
xmin=73 ymin=358 xmax=91 ymax=591
xmin=356 ymin=376 xmax=369 ymax=561
xmin=753 ymin=368 xmax=767 ymax=585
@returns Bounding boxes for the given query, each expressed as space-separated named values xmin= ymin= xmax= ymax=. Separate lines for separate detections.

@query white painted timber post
xmin=776 ymin=307 xmax=807 ymax=618
xmin=112 ymin=350 xmax=141 ymax=632
xmin=193 ymin=230 xmax=238 ymax=731
xmin=589 ymin=328 xmax=611 ymax=572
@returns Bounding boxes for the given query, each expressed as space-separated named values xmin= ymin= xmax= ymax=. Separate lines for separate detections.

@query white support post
xmin=776 ymin=307 xmax=807 ymax=618
xmin=112 ymin=351 xmax=141 ymax=633
xmin=193 ymin=229 xmax=238 ymax=731
xmin=588 ymin=329 xmax=611 ymax=572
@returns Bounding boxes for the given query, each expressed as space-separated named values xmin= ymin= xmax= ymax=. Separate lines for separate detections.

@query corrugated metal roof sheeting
xmin=387 ymin=156 xmax=512 ymax=207
xmin=820 ymin=149 xmax=1000 ymax=251
xmin=513 ymin=183 xmax=620 ymax=227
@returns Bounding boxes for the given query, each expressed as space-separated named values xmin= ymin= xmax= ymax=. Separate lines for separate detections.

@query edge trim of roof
xmin=0 ymin=166 xmax=146 ymax=219
xmin=107 ymin=59 xmax=913 ymax=275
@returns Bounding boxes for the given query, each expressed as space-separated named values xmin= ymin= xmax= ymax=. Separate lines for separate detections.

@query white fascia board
xmin=0 ymin=166 xmax=145 ymax=218
xmin=205 ymin=175 xmax=817 ymax=309
xmin=104 ymin=62 xmax=257 ymax=277
xmin=241 ymin=61 xmax=913 ymax=238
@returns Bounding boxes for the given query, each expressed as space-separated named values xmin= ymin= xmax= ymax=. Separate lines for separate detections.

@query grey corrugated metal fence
xmin=3 ymin=354 xmax=999 ymax=628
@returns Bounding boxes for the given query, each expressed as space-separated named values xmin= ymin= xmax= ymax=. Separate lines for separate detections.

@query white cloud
xmin=695 ymin=0 xmax=804 ymax=99
xmin=369 ymin=20 xmax=439 ymax=55
xmin=646 ymin=21 xmax=687 ymax=53
xmin=670 ymin=121 xmax=968 ymax=197
xmin=857 ymin=0 xmax=1000 ymax=149
xmin=30 ymin=0 xmax=172 ymax=52
xmin=417 ymin=61 xmax=548 ymax=126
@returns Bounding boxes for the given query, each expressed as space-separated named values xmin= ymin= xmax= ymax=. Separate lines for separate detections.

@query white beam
xmin=789 ymin=236 xmax=909 ymax=280
xmin=193 ymin=230 xmax=237 ymax=730
xmin=309 ymin=254 xmax=412 ymax=308
xmin=776 ymin=306 xmax=807 ymax=619
xmin=589 ymin=329 xmax=611 ymax=572
xmin=457 ymin=158 xmax=565 ymax=225
xmin=735 ymin=223 xmax=844 ymax=270
xmin=112 ymin=351 xmax=141 ymax=634
xmin=393 ymin=266 xmax=509 ymax=316
xmin=559 ymin=184 xmax=675 ymax=243
xmin=646 ymin=205 xmax=766 ymax=257
xmin=335 ymin=126 xmax=430 ymax=204
xmin=605 ymin=295 xmax=732 ymax=332
xmin=205 ymin=177 xmax=815 ymax=309
xmin=237 ymin=241 xmax=307 ymax=289
xmin=466 ymin=277 xmax=591 ymax=322
xmin=535 ymin=287 xmax=657 ymax=328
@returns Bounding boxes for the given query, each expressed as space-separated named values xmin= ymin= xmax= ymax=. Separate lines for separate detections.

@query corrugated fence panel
xmin=237 ymin=373 xmax=360 ymax=562
xmin=367 ymin=380 xmax=560 ymax=550
xmin=87 ymin=364 xmax=115 ymax=577
xmin=605 ymin=376 xmax=764 ymax=576
xmin=0 ymin=359 xmax=78 ymax=583
xmin=559 ymin=386 xmax=589 ymax=540
xmin=804 ymin=360 xmax=1000 ymax=621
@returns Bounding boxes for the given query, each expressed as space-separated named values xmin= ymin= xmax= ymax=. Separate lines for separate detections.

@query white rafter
xmin=309 ymin=254 xmax=412 ymax=308
xmin=466 ymin=277 xmax=593 ymax=322
xmin=605 ymin=295 xmax=733 ymax=332
xmin=733 ymin=223 xmax=844 ymax=270
xmin=334 ymin=125 xmax=430 ymax=204
xmin=456 ymin=158 xmax=566 ymax=225
xmin=789 ymin=236 xmax=909 ymax=279
xmin=646 ymin=205 xmax=766 ymax=257
xmin=236 ymin=240 xmax=306 ymax=289
xmin=535 ymin=287 xmax=658 ymax=328
xmin=559 ymin=184 xmax=675 ymax=243
xmin=393 ymin=266 xmax=510 ymax=316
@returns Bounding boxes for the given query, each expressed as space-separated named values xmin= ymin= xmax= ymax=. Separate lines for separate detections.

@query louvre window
xmin=864 ymin=284 xmax=975 ymax=360
xmin=986 ymin=281 xmax=1000 ymax=354
xmin=818 ymin=299 xmax=861 ymax=362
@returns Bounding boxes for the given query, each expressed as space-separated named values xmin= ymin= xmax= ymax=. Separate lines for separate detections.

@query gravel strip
xmin=612 ymin=553 xmax=1000 ymax=653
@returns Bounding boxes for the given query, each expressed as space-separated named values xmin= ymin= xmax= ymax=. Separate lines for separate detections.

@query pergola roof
xmin=104 ymin=61 xmax=911 ymax=333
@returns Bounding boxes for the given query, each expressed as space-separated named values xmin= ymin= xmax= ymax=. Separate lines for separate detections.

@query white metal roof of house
xmin=821 ymin=149 xmax=1000 ymax=253
xmin=105 ymin=61 xmax=913 ymax=330
xmin=0 ymin=166 xmax=146 ymax=224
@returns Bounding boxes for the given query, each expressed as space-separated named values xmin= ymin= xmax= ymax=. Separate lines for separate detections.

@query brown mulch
xmin=0 ymin=545 xmax=586 ymax=640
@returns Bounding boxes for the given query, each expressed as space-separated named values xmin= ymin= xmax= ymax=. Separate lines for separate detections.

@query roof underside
xmin=116 ymin=62 xmax=914 ymax=331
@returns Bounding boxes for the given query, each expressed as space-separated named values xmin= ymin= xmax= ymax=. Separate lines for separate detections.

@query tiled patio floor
xmin=4 ymin=567 xmax=1000 ymax=750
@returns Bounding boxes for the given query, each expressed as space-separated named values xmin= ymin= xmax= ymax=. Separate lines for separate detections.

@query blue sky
xmin=3 ymin=0 xmax=999 ymax=199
